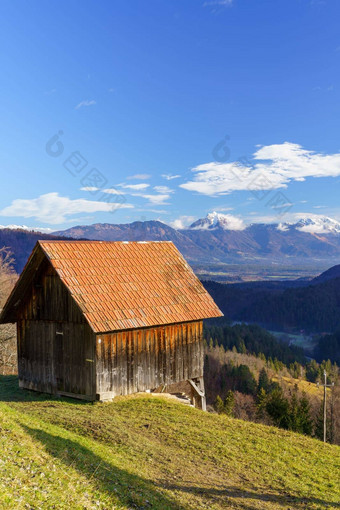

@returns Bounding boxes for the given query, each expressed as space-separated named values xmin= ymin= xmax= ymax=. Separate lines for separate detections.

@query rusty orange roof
xmin=3 ymin=240 xmax=222 ymax=332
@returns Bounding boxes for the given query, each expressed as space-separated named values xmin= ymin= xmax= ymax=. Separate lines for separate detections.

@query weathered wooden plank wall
xmin=96 ymin=321 xmax=203 ymax=397
xmin=17 ymin=261 xmax=95 ymax=398
xmin=18 ymin=261 xmax=86 ymax=324
xmin=17 ymin=320 xmax=95 ymax=397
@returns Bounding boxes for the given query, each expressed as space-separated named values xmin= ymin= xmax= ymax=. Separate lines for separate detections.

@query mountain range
xmin=2 ymin=212 xmax=340 ymax=273
xmin=53 ymin=212 xmax=340 ymax=268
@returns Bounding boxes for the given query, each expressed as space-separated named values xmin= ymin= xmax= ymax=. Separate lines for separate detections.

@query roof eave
xmin=91 ymin=313 xmax=224 ymax=335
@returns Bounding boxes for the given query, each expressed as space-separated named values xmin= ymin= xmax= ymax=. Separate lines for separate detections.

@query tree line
xmin=204 ymin=321 xmax=306 ymax=366
xmin=204 ymin=277 xmax=340 ymax=333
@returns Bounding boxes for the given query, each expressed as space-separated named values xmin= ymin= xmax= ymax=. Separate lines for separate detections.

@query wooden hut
xmin=0 ymin=240 xmax=222 ymax=408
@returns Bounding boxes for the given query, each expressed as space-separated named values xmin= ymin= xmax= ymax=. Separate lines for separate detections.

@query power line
xmin=317 ymin=370 xmax=334 ymax=443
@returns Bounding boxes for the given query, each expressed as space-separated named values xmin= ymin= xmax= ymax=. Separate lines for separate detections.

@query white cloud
xmin=216 ymin=214 xmax=245 ymax=230
xmin=180 ymin=142 xmax=340 ymax=196
xmin=270 ymin=202 xmax=294 ymax=211
xmin=134 ymin=194 xmax=170 ymax=205
xmin=214 ymin=206 xmax=234 ymax=212
xmin=126 ymin=174 xmax=151 ymax=180
xmin=120 ymin=183 xmax=150 ymax=191
xmin=81 ymin=182 xmax=172 ymax=207
xmin=82 ymin=186 xmax=123 ymax=195
xmin=0 ymin=192 xmax=133 ymax=225
xmin=313 ymin=84 xmax=335 ymax=92
xmin=245 ymin=213 xmax=284 ymax=224
xmin=276 ymin=223 xmax=289 ymax=232
xmin=75 ymin=99 xmax=96 ymax=109
xmin=162 ymin=174 xmax=181 ymax=181
xmin=127 ymin=184 xmax=173 ymax=205
xmin=80 ymin=186 xmax=100 ymax=192
xmin=135 ymin=208 xmax=168 ymax=215
xmin=102 ymin=188 xmax=124 ymax=195
xmin=168 ymin=216 xmax=196 ymax=230
xmin=204 ymin=0 xmax=233 ymax=6
xmin=153 ymin=185 xmax=174 ymax=194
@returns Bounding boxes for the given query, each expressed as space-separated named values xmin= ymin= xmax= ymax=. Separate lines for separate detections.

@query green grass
xmin=0 ymin=376 xmax=339 ymax=509
xmin=271 ymin=375 xmax=330 ymax=398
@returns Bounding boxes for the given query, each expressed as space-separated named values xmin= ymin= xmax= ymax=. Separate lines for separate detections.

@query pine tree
xmin=298 ymin=392 xmax=313 ymax=435
xmin=314 ymin=402 xmax=324 ymax=440
xmin=267 ymin=357 xmax=274 ymax=370
xmin=257 ymin=368 xmax=270 ymax=393
xmin=224 ymin=390 xmax=235 ymax=417
xmin=256 ymin=388 xmax=267 ymax=418
xmin=306 ymin=359 xmax=319 ymax=383
xmin=239 ymin=341 xmax=247 ymax=354
xmin=273 ymin=358 xmax=282 ymax=372
xmin=288 ymin=390 xmax=300 ymax=431
xmin=289 ymin=361 xmax=301 ymax=379
xmin=258 ymin=352 xmax=266 ymax=362
xmin=214 ymin=395 xmax=224 ymax=414
xmin=265 ymin=387 xmax=290 ymax=429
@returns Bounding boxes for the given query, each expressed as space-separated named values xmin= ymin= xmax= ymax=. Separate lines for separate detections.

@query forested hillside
xmin=204 ymin=322 xmax=306 ymax=365
xmin=204 ymin=275 xmax=340 ymax=333
xmin=203 ymin=322 xmax=340 ymax=444
xmin=314 ymin=331 xmax=340 ymax=364
xmin=0 ymin=229 xmax=72 ymax=273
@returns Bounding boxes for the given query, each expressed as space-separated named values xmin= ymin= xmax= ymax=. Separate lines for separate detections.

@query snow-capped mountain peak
xmin=189 ymin=212 xmax=246 ymax=231
xmin=0 ymin=224 xmax=54 ymax=233
xmin=278 ymin=215 xmax=340 ymax=235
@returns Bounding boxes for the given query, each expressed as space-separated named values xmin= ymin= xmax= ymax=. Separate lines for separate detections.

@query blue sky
xmin=0 ymin=0 xmax=340 ymax=231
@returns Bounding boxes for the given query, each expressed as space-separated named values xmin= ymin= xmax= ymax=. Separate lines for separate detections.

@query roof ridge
xmin=38 ymin=240 xmax=173 ymax=244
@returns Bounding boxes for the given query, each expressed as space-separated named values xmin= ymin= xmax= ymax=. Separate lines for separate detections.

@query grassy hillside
xmin=271 ymin=375 xmax=328 ymax=398
xmin=0 ymin=376 xmax=339 ymax=510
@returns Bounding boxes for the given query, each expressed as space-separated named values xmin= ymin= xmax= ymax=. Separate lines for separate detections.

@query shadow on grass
xmin=0 ymin=375 xmax=90 ymax=405
xmin=161 ymin=481 xmax=340 ymax=509
xmin=22 ymin=425 xmax=185 ymax=510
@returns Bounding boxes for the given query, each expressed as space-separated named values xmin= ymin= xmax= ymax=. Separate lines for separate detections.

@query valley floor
xmin=0 ymin=375 xmax=339 ymax=510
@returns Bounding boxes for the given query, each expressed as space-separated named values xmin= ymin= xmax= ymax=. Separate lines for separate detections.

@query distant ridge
xmin=54 ymin=220 xmax=204 ymax=260
xmin=54 ymin=213 xmax=340 ymax=267
xmin=204 ymin=264 xmax=340 ymax=333
xmin=311 ymin=264 xmax=340 ymax=285
xmin=0 ymin=229 xmax=76 ymax=273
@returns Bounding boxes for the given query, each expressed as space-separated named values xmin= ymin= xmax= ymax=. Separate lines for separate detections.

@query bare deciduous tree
xmin=0 ymin=248 xmax=17 ymax=374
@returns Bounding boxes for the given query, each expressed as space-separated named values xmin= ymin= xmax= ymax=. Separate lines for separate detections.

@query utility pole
xmin=317 ymin=370 xmax=334 ymax=443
